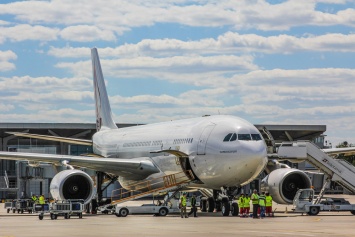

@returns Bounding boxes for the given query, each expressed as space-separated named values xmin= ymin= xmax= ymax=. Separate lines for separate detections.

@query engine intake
xmin=50 ymin=169 xmax=96 ymax=204
xmin=261 ymin=168 xmax=311 ymax=204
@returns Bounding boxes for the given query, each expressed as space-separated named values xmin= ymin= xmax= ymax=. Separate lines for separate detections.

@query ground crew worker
xmin=31 ymin=194 xmax=37 ymax=204
xmin=238 ymin=194 xmax=245 ymax=217
xmin=265 ymin=192 xmax=273 ymax=217
xmin=251 ymin=189 xmax=259 ymax=219
xmin=180 ymin=193 xmax=188 ymax=218
xmin=244 ymin=193 xmax=251 ymax=217
xmin=259 ymin=191 xmax=266 ymax=218
xmin=39 ymin=194 xmax=45 ymax=211
xmin=188 ymin=194 xmax=197 ymax=217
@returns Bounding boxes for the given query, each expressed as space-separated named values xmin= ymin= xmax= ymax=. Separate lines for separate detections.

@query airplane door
xmin=197 ymin=124 xmax=216 ymax=155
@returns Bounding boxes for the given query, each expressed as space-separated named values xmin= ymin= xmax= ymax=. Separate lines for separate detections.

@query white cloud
xmin=0 ymin=24 xmax=59 ymax=43
xmin=60 ymin=25 xmax=117 ymax=42
xmin=0 ymin=50 xmax=17 ymax=71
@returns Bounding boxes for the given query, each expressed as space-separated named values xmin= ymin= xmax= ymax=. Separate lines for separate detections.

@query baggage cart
xmin=4 ymin=200 xmax=17 ymax=213
xmin=34 ymin=203 xmax=51 ymax=220
xmin=15 ymin=199 xmax=34 ymax=214
xmin=40 ymin=199 xmax=84 ymax=220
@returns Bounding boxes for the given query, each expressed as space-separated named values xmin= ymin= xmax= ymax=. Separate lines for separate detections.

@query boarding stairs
xmin=277 ymin=141 xmax=355 ymax=197
xmin=110 ymin=170 xmax=194 ymax=206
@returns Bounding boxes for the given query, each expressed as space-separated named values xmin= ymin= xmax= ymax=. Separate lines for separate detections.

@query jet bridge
xmin=277 ymin=141 xmax=355 ymax=199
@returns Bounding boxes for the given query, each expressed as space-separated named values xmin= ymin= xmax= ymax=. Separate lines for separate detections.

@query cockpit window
xmin=230 ymin=133 xmax=237 ymax=141
xmin=223 ymin=133 xmax=233 ymax=142
xmin=251 ymin=134 xmax=262 ymax=141
xmin=238 ymin=134 xmax=251 ymax=141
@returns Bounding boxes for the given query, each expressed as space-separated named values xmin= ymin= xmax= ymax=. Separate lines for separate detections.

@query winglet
xmin=91 ymin=48 xmax=118 ymax=131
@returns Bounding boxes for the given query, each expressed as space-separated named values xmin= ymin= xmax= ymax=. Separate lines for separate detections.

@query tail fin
xmin=91 ymin=48 xmax=118 ymax=131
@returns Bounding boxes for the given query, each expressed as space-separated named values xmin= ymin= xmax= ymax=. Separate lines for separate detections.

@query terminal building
xmin=0 ymin=122 xmax=333 ymax=200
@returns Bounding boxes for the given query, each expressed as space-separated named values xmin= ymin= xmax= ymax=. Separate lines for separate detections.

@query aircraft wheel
xmin=119 ymin=208 xmax=129 ymax=217
xmin=308 ymin=206 xmax=319 ymax=216
xmin=200 ymin=199 xmax=207 ymax=212
xmin=221 ymin=202 xmax=230 ymax=216
xmin=158 ymin=207 xmax=168 ymax=217
xmin=231 ymin=203 xmax=239 ymax=216
xmin=207 ymin=197 xmax=215 ymax=212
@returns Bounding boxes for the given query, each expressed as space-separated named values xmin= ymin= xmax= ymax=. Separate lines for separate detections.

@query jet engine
xmin=50 ymin=169 xmax=96 ymax=204
xmin=261 ymin=168 xmax=311 ymax=204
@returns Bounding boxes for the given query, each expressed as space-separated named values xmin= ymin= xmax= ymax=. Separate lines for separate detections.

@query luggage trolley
xmin=15 ymin=199 xmax=34 ymax=214
xmin=48 ymin=199 xmax=84 ymax=220
xmin=4 ymin=199 xmax=17 ymax=213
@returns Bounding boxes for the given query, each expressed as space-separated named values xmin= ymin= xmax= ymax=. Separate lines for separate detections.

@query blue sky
xmin=1 ymin=0 xmax=355 ymax=147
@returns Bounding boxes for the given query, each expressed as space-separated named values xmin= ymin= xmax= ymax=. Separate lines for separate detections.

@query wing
xmin=322 ymin=147 xmax=355 ymax=157
xmin=6 ymin=132 xmax=92 ymax=146
xmin=0 ymin=151 xmax=160 ymax=180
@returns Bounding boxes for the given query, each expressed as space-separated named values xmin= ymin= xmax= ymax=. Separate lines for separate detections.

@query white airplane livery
xmin=0 ymin=48 xmax=321 ymax=215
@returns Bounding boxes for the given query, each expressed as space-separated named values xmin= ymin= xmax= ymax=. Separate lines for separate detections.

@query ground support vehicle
xmin=115 ymin=203 xmax=180 ymax=217
xmin=293 ymin=188 xmax=355 ymax=216
xmin=15 ymin=199 xmax=34 ymax=214
xmin=34 ymin=203 xmax=50 ymax=220
xmin=47 ymin=199 xmax=84 ymax=220
xmin=4 ymin=200 xmax=17 ymax=213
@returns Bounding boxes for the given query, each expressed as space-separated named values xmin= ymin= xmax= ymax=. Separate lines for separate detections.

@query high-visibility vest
xmin=238 ymin=196 xmax=244 ymax=208
xmin=251 ymin=193 xmax=259 ymax=204
xmin=39 ymin=196 xmax=45 ymax=205
xmin=244 ymin=197 xmax=251 ymax=208
xmin=180 ymin=196 xmax=187 ymax=207
xmin=32 ymin=196 xmax=37 ymax=202
xmin=265 ymin=195 xmax=273 ymax=207
xmin=259 ymin=195 xmax=266 ymax=207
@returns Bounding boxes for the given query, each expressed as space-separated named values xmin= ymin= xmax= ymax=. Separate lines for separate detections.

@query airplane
xmin=0 ymin=48 xmax=352 ymax=216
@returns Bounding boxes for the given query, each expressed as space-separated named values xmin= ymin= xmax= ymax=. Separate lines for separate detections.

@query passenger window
xmin=251 ymin=134 xmax=262 ymax=141
xmin=223 ymin=133 xmax=233 ymax=142
xmin=230 ymin=133 xmax=237 ymax=141
xmin=238 ymin=134 xmax=251 ymax=141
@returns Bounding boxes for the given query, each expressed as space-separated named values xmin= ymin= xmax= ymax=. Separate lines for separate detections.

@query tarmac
xmin=1 ymin=195 xmax=355 ymax=237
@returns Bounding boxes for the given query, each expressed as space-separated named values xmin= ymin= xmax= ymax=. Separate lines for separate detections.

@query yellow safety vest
xmin=180 ymin=196 xmax=187 ymax=207
xmin=265 ymin=195 xmax=273 ymax=207
xmin=238 ymin=196 xmax=244 ymax=208
xmin=39 ymin=196 xmax=45 ymax=205
xmin=259 ymin=195 xmax=266 ymax=207
xmin=251 ymin=193 xmax=259 ymax=204
xmin=244 ymin=197 xmax=250 ymax=207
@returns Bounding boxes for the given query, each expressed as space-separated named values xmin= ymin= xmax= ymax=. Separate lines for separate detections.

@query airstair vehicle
xmin=98 ymin=171 xmax=194 ymax=215
xmin=293 ymin=188 xmax=355 ymax=215
xmin=278 ymin=141 xmax=355 ymax=203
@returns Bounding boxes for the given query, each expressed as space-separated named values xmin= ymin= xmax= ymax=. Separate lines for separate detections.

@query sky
xmin=0 ymin=0 xmax=355 ymax=147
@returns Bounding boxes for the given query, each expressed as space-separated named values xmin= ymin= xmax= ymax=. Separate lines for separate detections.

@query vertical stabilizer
xmin=91 ymin=48 xmax=118 ymax=131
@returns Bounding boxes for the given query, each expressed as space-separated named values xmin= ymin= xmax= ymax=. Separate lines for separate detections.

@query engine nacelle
xmin=261 ymin=168 xmax=311 ymax=204
xmin=50 ymin=169 xmax=96 ymax=204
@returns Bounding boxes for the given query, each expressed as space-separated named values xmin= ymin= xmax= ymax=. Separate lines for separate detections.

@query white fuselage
xmin=92 ymin=115 xmax=268 ymax=189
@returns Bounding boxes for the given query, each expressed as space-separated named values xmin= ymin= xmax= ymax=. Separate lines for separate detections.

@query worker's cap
xmin=241 ymin=193 xmax=244 ymax=195
xmin=253 ymin=189 xmax=257 ymax=192
xmin=266 ymin=192 xmax=269 ymax=195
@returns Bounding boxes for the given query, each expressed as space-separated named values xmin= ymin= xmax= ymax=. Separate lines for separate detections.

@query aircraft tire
xmin=231 ymin=203 xmax=239 ymax=216
xmin=200 ymin=199 xmax=207 ymax=212
xmin=207 ymin=197 xmax=215 ymax=212
xmin=221 ymin=202 xmax=230 ymax=216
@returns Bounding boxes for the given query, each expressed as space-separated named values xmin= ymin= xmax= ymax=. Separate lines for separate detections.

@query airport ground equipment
xmin=278 ymin=141 xmax=355 ymax=196
xmin=34 ymin=203 xmax=50 ymax=220
xmin=15 ymin=199 xmax=34 ymax=214
xmin=4 ymin=200 xmax=17 ymax=213
xmin=293 ymin=188 xmax=355 ymax=215
xmin=48 ymin=199 xmax=84 ymax=220
xmin=115 ymin=203 xmax=180 ymax=217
